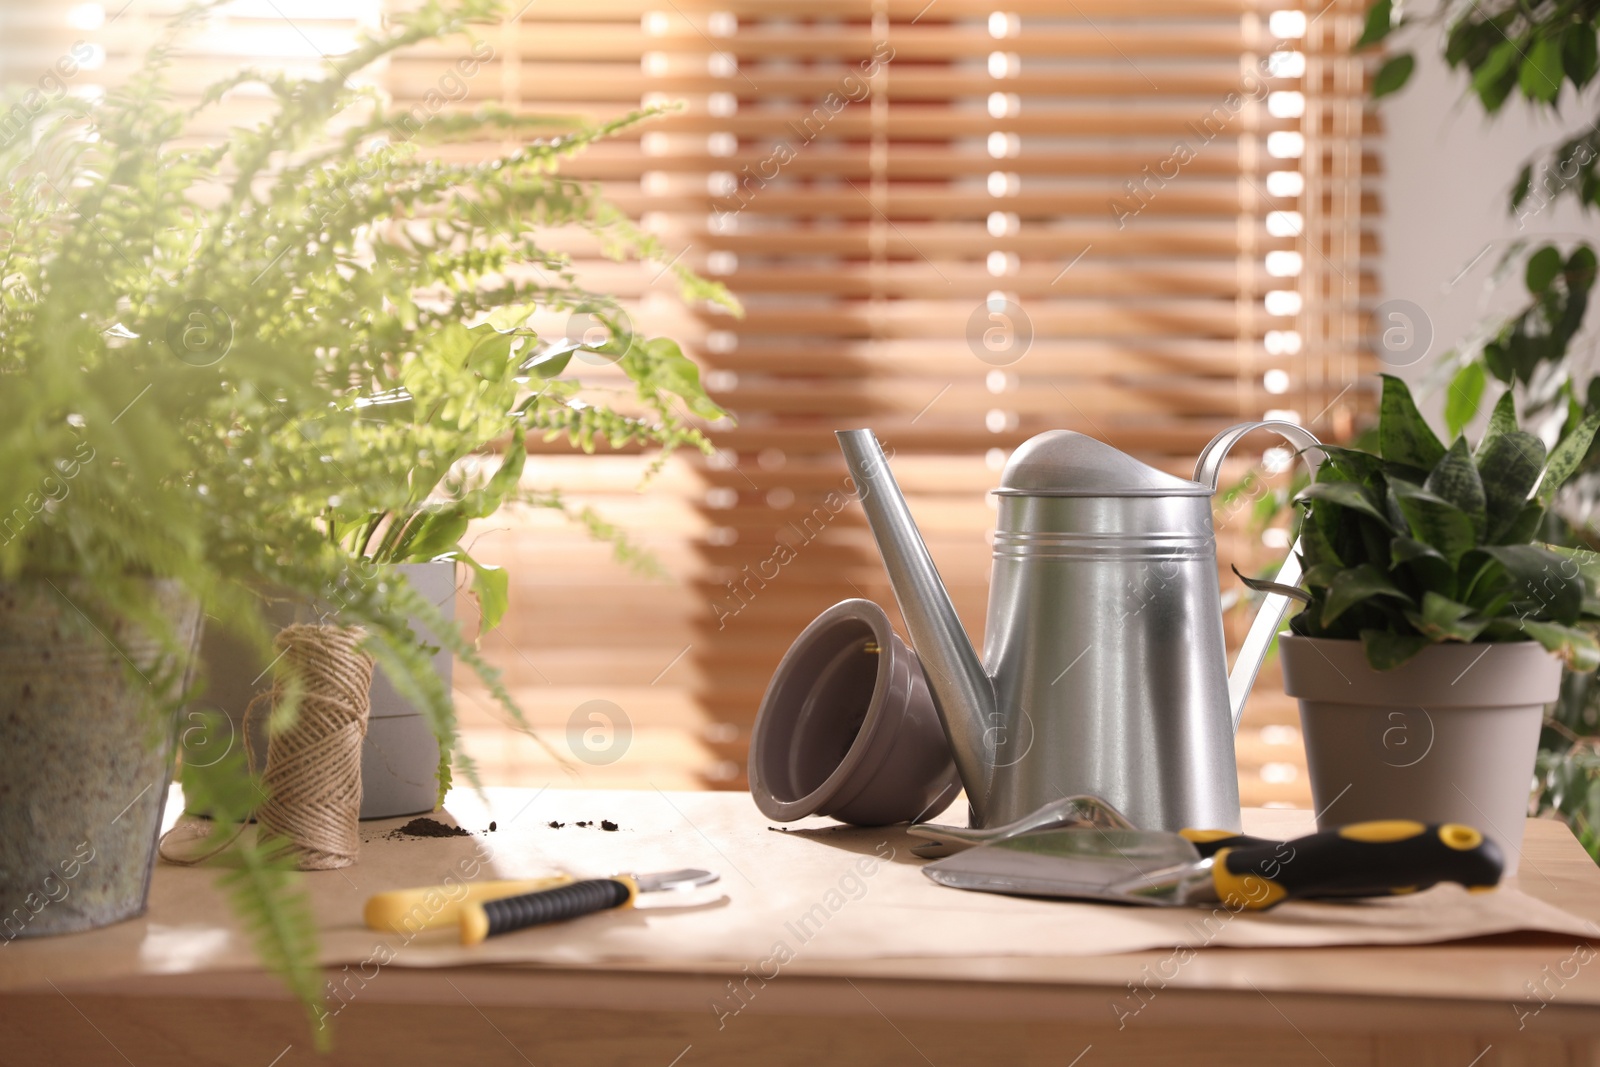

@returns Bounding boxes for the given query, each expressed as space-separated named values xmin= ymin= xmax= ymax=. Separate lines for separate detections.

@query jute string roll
xmin=251 ymin=623 xmax=374 ymax=870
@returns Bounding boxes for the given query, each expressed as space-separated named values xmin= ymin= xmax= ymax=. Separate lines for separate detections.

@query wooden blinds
xmin=0 ymin=0 xmax=1379 ymax=802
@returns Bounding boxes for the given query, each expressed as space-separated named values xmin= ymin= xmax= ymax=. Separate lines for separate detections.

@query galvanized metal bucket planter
xmin=0 ymin=578 xmax=202 ymax=938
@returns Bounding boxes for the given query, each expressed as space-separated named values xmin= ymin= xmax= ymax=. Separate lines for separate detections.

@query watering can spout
xmin=836 ymin=429 xmax=996 ymax=820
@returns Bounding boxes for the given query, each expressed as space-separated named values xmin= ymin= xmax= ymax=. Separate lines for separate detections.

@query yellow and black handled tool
xmin=923 ymin=820 xmax=1503 ymax=910
xmin=1198 ymin=821 xmax=1503 ymax=909
xmin=364 ymin=877 xmax=574 ymax=934
xmin=459 ymin=868 xmax=719 ymax=945
xmin=1176 ymin=828 xmax=1280 ymax=858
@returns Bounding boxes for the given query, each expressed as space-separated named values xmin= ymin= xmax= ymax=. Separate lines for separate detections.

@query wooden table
xmin=4 ymin=789 xmax=1600 ymax=1067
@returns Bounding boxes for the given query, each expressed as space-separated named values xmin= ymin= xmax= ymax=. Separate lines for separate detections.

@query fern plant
xmin=0 ymin=0 xmax=731 ymax=1041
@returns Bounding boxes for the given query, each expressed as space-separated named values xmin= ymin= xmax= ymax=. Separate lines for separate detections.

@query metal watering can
xmin=836 ymin=421 xmax=1320 ymax=833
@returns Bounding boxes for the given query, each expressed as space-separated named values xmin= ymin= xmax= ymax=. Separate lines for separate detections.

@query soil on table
xmin=384 ymin=817 xmax=472 ymax=840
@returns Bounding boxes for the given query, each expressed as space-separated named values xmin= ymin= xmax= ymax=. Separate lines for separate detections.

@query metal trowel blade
xmin=921 ymin=829 xmax=1202 ymax=904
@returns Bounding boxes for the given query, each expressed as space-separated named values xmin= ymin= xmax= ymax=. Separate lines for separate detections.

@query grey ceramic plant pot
xmin=0 ymin=578 xmax=202 ymax=937
xmin=749 ymin=599 xmax=961 ymax=826
xmin=1280 ymin=635 xmax=1562 ymax=876
xmin=190 ymin=561 xmax=452 ymax=820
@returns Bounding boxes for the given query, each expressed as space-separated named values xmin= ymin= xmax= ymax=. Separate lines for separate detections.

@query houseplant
xmin=1354 ymin=0 xmax=1600 ymax=857
xmin=0 ymin=0 xmax=729 ymax=1039
xmin=1266 ymin=376 xmax=1600 ymax=871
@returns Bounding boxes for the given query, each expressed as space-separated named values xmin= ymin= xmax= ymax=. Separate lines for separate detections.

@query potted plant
xmin=1269 ymin=375 xmax=1600 ymax=873
xmin=0 ymin=0 xmax=729 ymax=1038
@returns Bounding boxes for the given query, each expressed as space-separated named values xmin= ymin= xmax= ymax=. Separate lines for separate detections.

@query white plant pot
xmin=189 ymin=561 xmax=454 ymax=820
xmin=1279 ymin=635 xmax=1562 ymax=876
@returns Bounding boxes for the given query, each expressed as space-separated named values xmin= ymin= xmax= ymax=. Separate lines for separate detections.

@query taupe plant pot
xmin=1280 ymin=635 xmax=1562 ymax=876
xmin=0 ymin=578 xmax=201 ymax=937
xmin=191 ymin=562 xmax=452 ymax=820
xmin=749 ymin=599 xmax=961 ymax=826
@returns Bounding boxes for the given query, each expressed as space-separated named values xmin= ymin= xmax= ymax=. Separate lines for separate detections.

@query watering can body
xmin=837 ymin=422 xmax=1320 ymax=833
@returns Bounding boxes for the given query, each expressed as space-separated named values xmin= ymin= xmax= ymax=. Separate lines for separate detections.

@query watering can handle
xmin=1194 ymin=421 xmax=1325 ymax=733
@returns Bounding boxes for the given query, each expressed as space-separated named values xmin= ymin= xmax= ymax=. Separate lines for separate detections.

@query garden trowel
xmin=922 ymin=820 xmax=1503 ymax=910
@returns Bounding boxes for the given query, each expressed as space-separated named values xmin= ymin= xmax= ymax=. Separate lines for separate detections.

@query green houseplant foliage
xmin=0 ymin=0 xmax=732 ymax=1041
xmin=1283 ymin=377 xmax=1600 ymax=672
xmin=1352 ymin=0 xmax=1600 ymax=860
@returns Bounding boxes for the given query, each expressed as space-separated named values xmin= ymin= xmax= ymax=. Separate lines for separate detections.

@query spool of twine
xmin=251 ymin=623 xmax=374 ymax=870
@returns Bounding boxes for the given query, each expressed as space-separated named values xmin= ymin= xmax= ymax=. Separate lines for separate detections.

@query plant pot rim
xmin=749 ymin=598 xmax=905 ymax=821
xmin=1279 ymin=634 xmax=1564 ymax=708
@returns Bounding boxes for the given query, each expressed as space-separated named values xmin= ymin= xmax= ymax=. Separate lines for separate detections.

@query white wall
xmin=1378 ymin=45 xmax=1598 ymax=427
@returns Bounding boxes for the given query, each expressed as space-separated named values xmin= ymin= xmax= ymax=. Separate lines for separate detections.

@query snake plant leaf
xmin=1476 ymin=430 xmax=1546 ymax=538
xmin=1548 ymin=544 xmax=1600 ymax=588
xmin=1301 ymin=562 xmax=1344 ymax=588
xmin=1538 ymin=409 xmax=1600 ymax=504
xmin=1379 ymin=374 xmax=1447 ymax=470
xmin=1297 ymin=510 xmax=1343 ymax=571
xmin=1472 ymin=543 xmax=1584 ymax=623
xmin=1496 ymin=501 xmax=1546 ymax=545
xmin=1390 ymin=483 xmax=1477 ymax=566
xmin=1321 ymin=563 xmax=1414 ymax=628
xmin=1518 ymin=619 xmax=1600 ymax=671
xmin=1444 ymin=361 xmax=1486 ymax=438
xmin=1316 ymin=445 xmax=1388 ymax=485
xmin=1424 ymin=437 xmax=1487 ymax=539
xmin=1232 ymin=564 xmax=1313 ymax=604
xmin=1360 ymin=628 xmax=1432 ymax=670
xmin=1297 ymin=479 xmax=1392 ymax=528
xmin=1476 ymin=390 xmax=1518 ymax=458
xmin=1390 ymin=535 xmax=1456 ymax=598
xmin=1404 ymin=591 xmax=1489 ymax=642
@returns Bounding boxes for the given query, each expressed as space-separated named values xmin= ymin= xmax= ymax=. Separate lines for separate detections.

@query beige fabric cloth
xmin=6 ymin=787 xmax=1595 ymax=992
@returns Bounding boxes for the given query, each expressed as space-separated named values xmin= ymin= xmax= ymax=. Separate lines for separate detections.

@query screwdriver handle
xmin=461 ymin=877 xmax=638 ymax=944
xmin=364 ymin=876 xmax=571 ymax=934
xmin=1210 ymin=820 xmax=1503 ymax=911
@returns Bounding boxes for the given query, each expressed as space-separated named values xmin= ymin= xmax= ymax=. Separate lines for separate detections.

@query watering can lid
xmin=996 ymin=430 xmax=1211 ymax=497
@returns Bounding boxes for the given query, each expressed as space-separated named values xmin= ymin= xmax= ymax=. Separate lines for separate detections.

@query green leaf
xmin=181 ymin=736 xmax=325 ymax=1047
xmin=1298 ymin=479 xmax=1393 ymax=528
xmin=1391 ymin=483 xmax=1477 ymax=566
xmin=1298 ymin=510 xmax=1344 ymax=571
xmin=1424 ymin=437 xmax=1487 ymax=539
xmin=1360 ymin=628 xmax=1432 ymax=670
xmin=1476 ymin=390 xmax=1518 ymax=457
xmin=1322 ymin=563 xmax=1414 ymax=627
xmin=395 ymin=510 xmax=471 ymax=562
xmin=1526 ymin=244 xmax=1564 ymax=294
xmin=1476 ymin=430 xmax=1545 ymax=538
xmin=1379 ymin=374 xmax=1446 ymax=470
xmin=1233 ymin=564 xmax=1313 ymax=604
xmin=1497 ymin=502 xmax=1546 ymax=545
xmin=1473 ymin=39 xmax=1523 ymax=111
xmin=1511 ymin=163 xmax=1534 ymax=210
xmin=1539 ymin=410 xmax=1600 ymax=504
xmin=1445 ymin=362 xmax=1486 ymax=437
xmin=1520 ymin=35 xmax=1566 ymax=104
xmin=1476 ymin=543 xmax=1585 ymax=624
xmin=483 ymin=302 xmax=538 ymax=332
xmin=1390 ymin=535 xmax=1456 ymax=597
xmin=1373 ymin=53 xmax=1415 ymax=97
xmin=1404 ymin=591 xmax=1489 ymax=642
xmin=1519 ymin=619 xmax=1600 ymax=671
xmin=453 ymin=552 xmax=510 ymax=633
xmin=1355 ymin=0 xmax=1395 ymax=49
xmin=1564 ymin=25 xmax=1600 ymax=88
